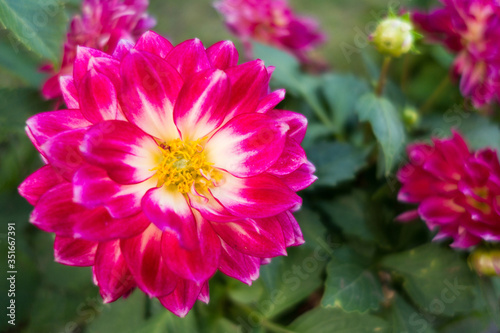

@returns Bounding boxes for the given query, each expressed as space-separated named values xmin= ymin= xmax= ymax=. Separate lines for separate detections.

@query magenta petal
xmin=134 ymin=31 xmax=174 ymax=58
xmin=279 ymin=161 xmax=317 ymax=192
xmin=73 ymin=46 xmax=113 ymax=87
xmin=87 ymin=57 xmax=122 ymax=93
xmin=419 ymin=197 xmax=466 ymax=224
xmin=206 ymin=113 xmax=288 ymax=177
xmin=276 ymin=210 xmax=304 ymax=247
xmin=256 ymin=89 xmax=286 ymax=113
xmin=82 ymin=120 xmax=158 ymax=184
xmin=161 ymin=215 xmax=221 ymax=283
xmin=41 ymin=128 xmax=86 ymax=181
xmin=210 ymin=172 xmax=301 ymax=218
xmin=73 ymin=164 xmax=153 ymax=219
xmin=165 ymin=38 xmax=211 ymax=79
xmin=79 ymin=69 xmax=120 ymax=123
xmin=54 ymin=235 xmax=97 ymax=266
xmin=120 ymin=224 xmax=177 ymax=297
xmin=266 ymin=138 xmax=307 ymax=176
xmin=219 ymin=241 xmax=260 ymax=285
xmin=211 ymin=217 xmax=286 ymax=257
xmin=198 ymin=282 xmax=210 ymax=304
xmin=159 ymin=279 xmax=204 ymax=318
xmin=265 ymin=109 xmax=308 ymax=143
xmin=395 ymin=210 xmax=420 ymax=223
xmin=206 ymin=40 xmax=239 ymax=69
xmin=112 ymin=39 xmax=134 ymax=60
xmin=225 ymin=59 xmax=269 ymax=118
xmin=173 ymin=69 xmax=230 ymax=140
xmin=120 ymin=49 xmax=182 ymax=141
xmin=142 ymin=187 xmax=197 ymax=250
xmin=94 ymin=240 xmax=136 ymax=303
xmin=60 ymin=76 xmax=80 ymax=109
xmin=18 ymin=165 xmax=65 ymax=205
xmin=188 ymin=191 xmax=238 ymax=222
xmin=26 ymin=110 xmax=91 ymax=152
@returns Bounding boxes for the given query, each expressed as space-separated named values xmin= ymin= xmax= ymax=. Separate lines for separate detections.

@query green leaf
xmin=381 ymin=243 xmax=477 ymax=316
xmin=356 ymin=93 xmax=405 ymax=175
xmin=320 ymin=191 xmax=376 ymax=243
xmin=389 ymin=295 xmax=436 ymax=333
xmin=252 ymin=42 xmax=333 ymax=129
xmin=322 ymin=73 xmax=369 ymax=134
xmin=257 ymin=246 xmax=327 ymax=318
xmin=307 ymin=142 xmax=369 ymax=187
xmin=288 ymin=308 xmax=389 ymax=333
xmin=321 ymin=261 xmax=383 ymax=313
xmin=0 ymin=0 xmax=67 ymax=64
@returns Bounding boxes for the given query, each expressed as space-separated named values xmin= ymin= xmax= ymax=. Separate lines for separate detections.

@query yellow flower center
xmin=152 ymin=139 xmax=221 ymax=194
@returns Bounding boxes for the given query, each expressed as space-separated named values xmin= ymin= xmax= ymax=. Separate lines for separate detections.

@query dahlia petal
xmin=54 ymin=235 xmax=97 ymax=267
xmin=210 ymin=172 xmax=301 ymax=218
xmin=159 ymin=279 xmax=204 ymax=318
xmin=279 ymin=161 xmax=317 ymax=192
xmin=161 ymin=215 xmax=221 ymax=283
xmin=120 ymin=224 xmax=177 ymax=297
xmin=198 ymin=282 xmax=210 ymax=304
xmin=266 ymin=138 xmax=307 ymax=176
xmin=26 ymin=110 xmax=91 ymax=152
xmin=112 ymin=39 xmax=134 ymax=60
xmin=206 ymin=113 xmax=289 ymax=177
xmin=211 ymin=217 xmax=287 ymax=257
xmin=120 ymin=49 xmax=182 ymax=141
xmin=142 ymin=186 xmax=197 ymax=250
xmin=406 ymin=142 xmax=434 ymax=166
xmin=256 ymin=89 xmax=286 ymax=113
xmin=87 ymin=57 xmax=122 ymax=93
xmin=449 ymin=229 xmax=482 ymax=248
xmin=398 ymin=168 xmax=455 ymax=203
xmin=134 ymin=31 xmax=173 ymax=58
xmin=41 ymin=73 xmax=62 ymax=100
xmin=188 ymin=191 xmax=238 ymax=222
xmin=265 ymin=109 xmax=308 ymax=143
xmin=18 ymin=165 xmax=65 ymax=205
xmin=395 ymin=210 xmax=420 ymax=223
xmin=173 ymin=69 xmax=230 ymax=140
xmin=30 ymin=184 xmax=78 ymax=236
xmin=79 ymin=69 xmax=120 ymax=123
xmin=73 ymin=46 xmax=114 ymax=87
xmin=419 ymin=197 xmax=466 ymax=224
xmin=276 ymin=210 xmax=304 ymax=247
xmin=219 ymin=241 xmax=260 ymax=285
xmin=73 ymin=164 xmax=154 ymax=219
xmin=94 ymin=240 xmax=136 ymax=303
xmin=224 ymin=59 xmax=269 ymax=118
xmin=41 ymin=128 xmax=86 ymax=181
xmin=165 ymin=38 xmax=211 ymax=79
xmin=60 ymin=76 xmax=79 ymax=109
xmin=206 ymin=40 xmax=239 ymax=69
xmin=82 ymin=120 xmax=159 ymax=184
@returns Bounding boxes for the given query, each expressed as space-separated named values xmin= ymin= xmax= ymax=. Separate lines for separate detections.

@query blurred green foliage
xmin=1 ymin=0 xmax=500 ymax=332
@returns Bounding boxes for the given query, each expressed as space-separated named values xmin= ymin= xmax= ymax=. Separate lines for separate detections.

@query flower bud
xmin=402 ymin=106 xmax=419 ymax=129
xmin=372 ymin=17 xmax=414 ymax=57
xmin=469 ymin=249 xmax=500 ymax=277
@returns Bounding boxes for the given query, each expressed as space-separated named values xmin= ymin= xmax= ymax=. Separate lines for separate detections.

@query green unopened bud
xmin=469 ymin=249 xmax=500 ymax=277
xmin=403 ymin=106 xmax=420 ymax=128
xmin=372 ymin=17 xmax=414 ymax=57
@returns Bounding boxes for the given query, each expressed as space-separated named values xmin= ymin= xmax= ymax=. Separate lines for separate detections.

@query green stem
xmin=419 ymin=76 xmax=450 ymax=113
xmin=400 ymin=54 xmax=410 ymax=93
xmin=375 ymin=57 xmax=392 ymax=96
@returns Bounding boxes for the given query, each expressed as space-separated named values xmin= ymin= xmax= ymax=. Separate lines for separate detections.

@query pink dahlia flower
xmin=41 ymin=0 xmax=156 ymax=100
xmin=412 ymin=0 xmax=500 ymax=107
xmin=397 ymin=131 xmax=500 ymax=248
xmin=214 ymin=0 xmax=326 ymax=63
xmin=19 ymin=31 xmax=316 ymax=317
